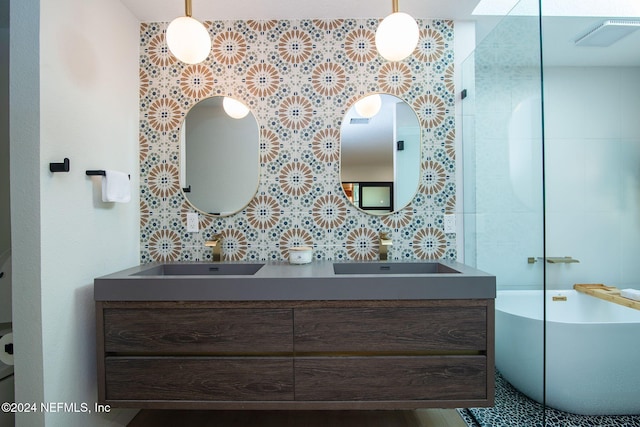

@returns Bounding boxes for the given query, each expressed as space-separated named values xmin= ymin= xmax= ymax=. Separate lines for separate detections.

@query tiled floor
xmin=460 ymin=372 xmax=640 ymax=427
xmin=128 ymin=408 xmax=468 ymax=427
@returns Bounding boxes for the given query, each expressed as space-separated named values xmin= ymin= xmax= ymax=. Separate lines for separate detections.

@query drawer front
xmin=104 ymin=308 xmax=292 ymax=353
xmin=294 ymin=307 xmax=486 ymax=352
xmin=105 ymin=357 xmax=294 ymax=401
xmin=295 ymin=356 xmax=486 ymax=401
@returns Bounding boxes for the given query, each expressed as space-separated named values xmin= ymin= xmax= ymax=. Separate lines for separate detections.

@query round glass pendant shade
xmin=223 ymin=97 xmax=250 ymax=119
xmin=355 ymin=94 xmax=382 ymax=118
xmin=166 ymin=16 xmax=211 ymax=64
xmin=375 ymin=12 xmax=419 ymax=62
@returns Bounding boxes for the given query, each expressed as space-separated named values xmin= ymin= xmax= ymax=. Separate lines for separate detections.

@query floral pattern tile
xmin=139 ymin=18 xmax=456 ymax=262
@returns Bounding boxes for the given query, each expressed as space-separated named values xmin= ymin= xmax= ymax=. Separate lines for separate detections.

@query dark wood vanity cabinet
xmin=96 ymin=300 xmax=494 ymax=409
xmin=100 ymin=307 xmax=294 ymax=403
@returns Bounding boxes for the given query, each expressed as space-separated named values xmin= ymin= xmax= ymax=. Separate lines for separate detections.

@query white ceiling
xmin=118 ymin=0 xmax=482 ymax=22
xmin=2 ymin=1 xmax=638 ymax=66
xmin=117 ymin=0 xmax=640 ymax=66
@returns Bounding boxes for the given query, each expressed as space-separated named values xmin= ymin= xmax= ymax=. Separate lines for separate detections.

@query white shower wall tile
xmin=620 ymin=139 xmax=640 ymax=215
xmin=509 ymin=76 xmax=542 ymax=111
xmin=546 ymin=137 xmax=626 ymax=215
xmin=581 ymin=138 xmax=624 ymax=213
xmin=475 ymin=145 xmax=533 ymax=214
xmin=545 ymin=212 xmax=623 ymax=289
xmin=462 ymin=213 xmax=478 ymax=266
xmin=620 ymin=70 xmax=640 ymax=138
xmin=543 ymin=138 xmax=588 ymax=214
xmin=475 ymin=81 xmax=514 ymax=114
xmin=620 ymin=214 xmax=640 ymax=288
xmin=543 ymin=68 xmax=625 ymax=140
xmin=475 ymin=112 xmax=512 ymax=140
xmin=506 ymin=136 xmax=544 ymax=212
xmin=463 ymin=0 xmax=639 ymax=301
xmin=475 ymin=211 xmax=544 ymax=289
xmin=470 ymin=62 xmax=640 ymax=292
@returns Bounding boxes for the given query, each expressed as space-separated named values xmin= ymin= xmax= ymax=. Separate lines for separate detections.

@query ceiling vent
xmin=575 ymin=19 xmax=640 ymax=47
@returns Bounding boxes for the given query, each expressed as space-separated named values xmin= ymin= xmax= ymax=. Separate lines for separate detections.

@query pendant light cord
xmin=185 ymin=0 xmax=192 ymax=17
xmin=392 ymin=0 xmax=399 ymax=13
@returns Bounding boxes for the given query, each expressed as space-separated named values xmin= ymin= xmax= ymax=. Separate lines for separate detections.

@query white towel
xmin=102 ymin=170 xmax=131 ymax=203
xmin=621 ymin=288 xmax=640 ymax=301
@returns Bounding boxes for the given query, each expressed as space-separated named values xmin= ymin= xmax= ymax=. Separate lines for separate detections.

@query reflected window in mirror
xmin=180 ymin=96 xmax=260 ymax=216
xmin=340 ymin=93 xmax=421 ymax=215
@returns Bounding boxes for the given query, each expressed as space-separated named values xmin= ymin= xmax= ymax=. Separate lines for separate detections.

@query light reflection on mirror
xmin=223 ymin=97 xmax=250 ymax=119
xmin=340 ymin=93 xmax=421 ymax=215
xmin=355 ymin=94 xmax=382 ymax=118
xmin=180 ymin=96 xmax=260 ymax=216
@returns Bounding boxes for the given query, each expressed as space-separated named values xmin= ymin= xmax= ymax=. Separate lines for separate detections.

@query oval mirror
xmin=340 ymin=94 xmax=421 ymax=215
xmin=180 ymin=96 xmax=259 ymax=216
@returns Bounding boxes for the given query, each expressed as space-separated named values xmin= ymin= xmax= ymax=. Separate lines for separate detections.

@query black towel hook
xmin=49 ymin=158 xmax=70 ymax=173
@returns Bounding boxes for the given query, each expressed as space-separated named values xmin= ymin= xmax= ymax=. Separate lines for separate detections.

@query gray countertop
xmin=94 ymin=260 xmax=496 ymax=301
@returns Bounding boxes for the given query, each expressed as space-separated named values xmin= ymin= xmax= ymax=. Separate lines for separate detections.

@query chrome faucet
xmin=379 ymin=232 xmax=392 ymax=261
xmin=205 ymin=234 xmax=223 ymax=262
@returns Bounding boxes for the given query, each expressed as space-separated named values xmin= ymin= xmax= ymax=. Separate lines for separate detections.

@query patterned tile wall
xmin=139 ymin=18 xmax=456 ymax=263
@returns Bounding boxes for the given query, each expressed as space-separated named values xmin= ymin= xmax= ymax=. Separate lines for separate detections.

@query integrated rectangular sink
xmin=332 ymin=262 xmax=461 ymax=275
xmin=94 ymin=260 xmax=495 ymax=302
xmin=132 ymin=263 xmax=265 ymax=276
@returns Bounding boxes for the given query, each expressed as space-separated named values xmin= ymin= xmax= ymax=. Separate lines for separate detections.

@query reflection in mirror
xmin=340 ymin=94 xmax=421 ymax=215
xmin=222 ymin=96 xmax=250 ymax=119
xmin=355 ymin=94 xmax=382 ymax=118
xmin=180 ymin=96 xmax=259 ymax=216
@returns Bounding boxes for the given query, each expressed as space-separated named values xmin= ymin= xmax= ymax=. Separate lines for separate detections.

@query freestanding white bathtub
xmin=496 ymin=289 xmax=640 ymax=415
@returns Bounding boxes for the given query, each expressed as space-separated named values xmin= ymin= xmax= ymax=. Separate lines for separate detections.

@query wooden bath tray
xmin=574 ymin=284 xmax=640 ymax=311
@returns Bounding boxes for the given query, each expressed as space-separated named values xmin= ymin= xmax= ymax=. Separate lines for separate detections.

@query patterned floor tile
xmin=458 ymin=372 xmax=640 ymax=427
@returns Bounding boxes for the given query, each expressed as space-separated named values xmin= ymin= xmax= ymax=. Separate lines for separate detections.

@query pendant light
xmin=375 ymin=0 xmax=419 ymax=62
xmin=355 ymin=94 xmax=382 ymax=118
xmin=223 ymin=97 xmax=250 ymax=119
xmin=166 ymin=0 xmax=212 ymax=64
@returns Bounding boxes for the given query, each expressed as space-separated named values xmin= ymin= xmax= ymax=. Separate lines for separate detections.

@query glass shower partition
xmin=540 ymin=1 xmax=640 ymax=419
xmin=461 ymin=0 xmax=546 ymax=424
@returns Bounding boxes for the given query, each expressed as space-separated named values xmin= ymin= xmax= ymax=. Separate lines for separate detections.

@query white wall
xmin=543 ymin=67 xmax=640 ymax=289
xmin=12 ymin=0 xmax=140 ymax=425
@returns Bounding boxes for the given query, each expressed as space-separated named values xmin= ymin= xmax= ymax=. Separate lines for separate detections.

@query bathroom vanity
xmin=94 ymin=261 xmax=495 ymax=410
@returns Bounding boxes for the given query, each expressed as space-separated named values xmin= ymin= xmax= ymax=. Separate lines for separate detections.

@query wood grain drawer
xmin=294 ymin=307 xmax=487 ymax=353
xmin=105 ymin=357 xmax=294 ymax=401
xmin=104 ymin=308 xmax=292 ymax=353
xmin=295 ymin=356 xmax=487 ymax=401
